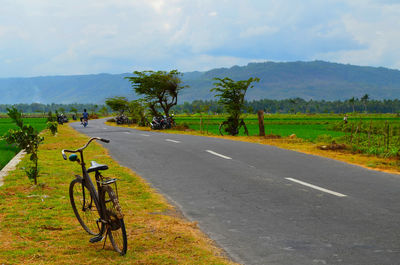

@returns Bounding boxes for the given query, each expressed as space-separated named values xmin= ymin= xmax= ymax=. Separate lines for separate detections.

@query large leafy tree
xmin=125 ymin=70 xmax=185 ymax=117
xmin=105 ymin=96 xmax=129 ymax=114
xmin=211 ymin=77 xmax=259 ymax=135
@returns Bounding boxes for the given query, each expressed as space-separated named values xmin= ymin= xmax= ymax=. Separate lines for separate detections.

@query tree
xmin=125 ymin=70 xmax=185 ymax=117
xmin=127 ymin=99 xmax=149 ymax=126
xmin=348 ymin=97 xmax=356 ymax=113
xmin=3 ymin=107 xmax=44 ymax=185
xmin=211 ymin=77 xmax=259 ymax=135
xmin=361 ymin=94 xmax=369 ymax=113
xmin=98 ymin=106 xmax=109 ymax=116
xmin=70 ymin=107 xmax=78 ymax=116
xmin=105 ymin=96 xmax=129 ymax=114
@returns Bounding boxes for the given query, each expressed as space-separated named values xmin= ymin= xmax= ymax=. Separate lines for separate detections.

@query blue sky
xmin=1 ymin=0 xmax=400 ymax=77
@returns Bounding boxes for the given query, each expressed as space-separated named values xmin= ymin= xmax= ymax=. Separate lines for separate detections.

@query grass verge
xmin=107 ymin=122 xmax=400 ymax=175
xmin=0 ymin=124 xmax=237 ymax=265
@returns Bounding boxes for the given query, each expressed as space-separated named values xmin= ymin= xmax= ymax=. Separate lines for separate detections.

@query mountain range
xmin=1 ymin=60 xmax=400 ymax=104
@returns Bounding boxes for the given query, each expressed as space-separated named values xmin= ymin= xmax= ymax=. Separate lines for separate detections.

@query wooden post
xmin=257 ymin=110 xmax=265 ymax=136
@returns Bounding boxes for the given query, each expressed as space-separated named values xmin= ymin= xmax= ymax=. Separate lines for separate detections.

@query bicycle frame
xmin=62 ymin=137 xmax=110 ymax=230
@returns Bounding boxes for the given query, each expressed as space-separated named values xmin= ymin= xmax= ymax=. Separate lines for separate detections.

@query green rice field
xmin=0 ymin=118 xmax=47 ymax=170
xmin=175 ymin=114 xmax=400 ymax=141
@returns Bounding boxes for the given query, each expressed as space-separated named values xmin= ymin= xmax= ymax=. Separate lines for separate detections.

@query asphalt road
xmin=70 ymin=119 xmax=400 ymax=265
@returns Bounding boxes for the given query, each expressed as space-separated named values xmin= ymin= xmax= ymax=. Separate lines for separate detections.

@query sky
xmin=1 ymin=0 xmax=400 ymax=78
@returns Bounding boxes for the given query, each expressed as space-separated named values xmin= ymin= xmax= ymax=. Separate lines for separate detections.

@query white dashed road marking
xmin=140 ymin=134 xmax=150 ymax=137
xmin=165 ymin=139 xmax=181 ymax=143
xmin=285 ymin=178 xmax=347 ymax=197
xmin=206 ymin=150 xmax=232 ymax=160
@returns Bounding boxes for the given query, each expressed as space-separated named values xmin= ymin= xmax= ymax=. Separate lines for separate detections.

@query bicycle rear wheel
xmin=69 ymin=177 xmax=101 ymax=235
xmin=101 ymin=185 xmax=127 ymax=255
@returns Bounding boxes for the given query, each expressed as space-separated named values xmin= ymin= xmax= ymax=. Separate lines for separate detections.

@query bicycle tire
xmin=101 ymin=185 xmax=127 ymax=255
xmin=69 ymin=177 xmax=101 ymax=235
xmin=219 ymin=122 xmax=227 ymax=136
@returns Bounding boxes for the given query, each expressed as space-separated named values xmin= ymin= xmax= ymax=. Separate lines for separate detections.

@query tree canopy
xmin=125 ymin=70 xmax=185 ymax=117
xmin=105 ymin=96 xmax=129 ymax=114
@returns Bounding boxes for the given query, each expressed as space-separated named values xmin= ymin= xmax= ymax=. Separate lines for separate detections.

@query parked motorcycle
xmin=150 ymin=114 xmax=175 ymax=130
xmin=116 ymin=114 xmax=129 ymax=125
xmin=57 ymin=113 xmax=68 ymax=124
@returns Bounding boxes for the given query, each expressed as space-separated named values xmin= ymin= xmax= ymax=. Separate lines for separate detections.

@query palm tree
xmin=361 ymin=94 xmax=369 ymax=113
xmin=289 ymin=98 xmax=297 ymax=114
xmin=348 ymin=97 xmax=356 ymax=113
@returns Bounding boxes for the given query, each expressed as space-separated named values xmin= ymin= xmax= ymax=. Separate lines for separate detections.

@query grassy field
xmin=0 ymin=125 xmax=236 ymax=264
xmin=175 ymin=113 xmax=400 ymax=140
xmin=0 ymin=118 xmax=47 ymax=170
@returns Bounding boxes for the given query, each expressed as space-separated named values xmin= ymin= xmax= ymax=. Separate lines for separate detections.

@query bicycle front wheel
xmin=219 ymin=122 xmax=228 ymax=136
xmin=69 ymin=177 xmax=101 ymax=235
xmin=101 ymin=185 xmax=127 ymax=255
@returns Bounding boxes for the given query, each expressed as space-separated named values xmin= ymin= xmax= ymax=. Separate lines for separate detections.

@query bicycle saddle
xmin=87 ymin=161 xmax=109 ymax=173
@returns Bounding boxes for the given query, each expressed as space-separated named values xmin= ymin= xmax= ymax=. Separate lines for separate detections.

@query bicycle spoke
xmin=102 ymin=186 xmax=127 ymax=255
xmin=70 ymin=178 xmax=100 ymax=235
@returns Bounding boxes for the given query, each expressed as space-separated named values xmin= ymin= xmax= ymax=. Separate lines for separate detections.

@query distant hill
xmin=1 ymin=61 xmax=400 ymax=104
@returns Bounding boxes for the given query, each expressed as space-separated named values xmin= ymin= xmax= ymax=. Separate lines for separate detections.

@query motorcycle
xmin=150 ymin=116 xmax=164 ymax=130
xmin=57 ymin=113 xmax=68 ymax=124
xmin=150 ymin=115 xmax=175 ymax=130
xmin=116 ymin=114 xmax=129 ymax=125
xmin=82 ymin=118 xmax=88 ymax=127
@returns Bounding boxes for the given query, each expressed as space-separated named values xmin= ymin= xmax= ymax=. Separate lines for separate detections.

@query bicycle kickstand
xmin=102 ymin=225 xmax=110 ymax=249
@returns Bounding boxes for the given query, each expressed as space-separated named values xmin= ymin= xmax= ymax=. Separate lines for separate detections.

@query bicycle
xmin=62 ymin=137 xmax=127 ymax=255
xmin=218 ymin=118 xmax=249 ymax=136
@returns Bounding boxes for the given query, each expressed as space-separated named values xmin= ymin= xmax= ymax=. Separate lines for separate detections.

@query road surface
xmin=71 ymin=119 xmax=400 ymax=265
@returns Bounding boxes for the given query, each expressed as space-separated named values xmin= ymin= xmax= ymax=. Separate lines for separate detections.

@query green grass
xmin=175 ymin=113 xmax=400 ymax=141
xmin=0 ymin=118 xmax=47 ymax=170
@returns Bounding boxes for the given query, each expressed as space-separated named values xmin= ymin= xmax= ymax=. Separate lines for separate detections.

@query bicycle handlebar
xmin=61 ymin=137 xmax=110 ymax=160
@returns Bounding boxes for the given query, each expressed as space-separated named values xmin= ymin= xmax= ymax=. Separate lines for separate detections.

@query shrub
xmin=3 ymin=107 xmax=44 ymax=185
xmin=47 ymin=121 xmax=58 ymax=135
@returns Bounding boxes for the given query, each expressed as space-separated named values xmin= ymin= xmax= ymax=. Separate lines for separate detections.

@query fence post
xmin=257 ymin=110 xmax=265 ymax=136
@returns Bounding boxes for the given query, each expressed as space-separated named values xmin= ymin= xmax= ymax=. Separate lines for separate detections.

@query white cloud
xmin=315 ymin=1 xmax=400 ymax=69
xmin=1 ymin=0 xmax=400 ymax=77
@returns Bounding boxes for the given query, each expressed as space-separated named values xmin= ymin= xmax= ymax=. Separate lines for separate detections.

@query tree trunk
xmin=257 ymin=110 xmax=265 ymax=136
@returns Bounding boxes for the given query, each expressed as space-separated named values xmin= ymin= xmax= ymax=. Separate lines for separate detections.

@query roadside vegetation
xmin=0 ymin=124 xmax=236 ymax=264
xmin=0 ymin=117 xmax=47 ymax=170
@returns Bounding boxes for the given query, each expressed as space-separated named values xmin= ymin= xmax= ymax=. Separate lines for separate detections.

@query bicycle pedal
xmin=89 ymin=234 xmax=103 ymax=243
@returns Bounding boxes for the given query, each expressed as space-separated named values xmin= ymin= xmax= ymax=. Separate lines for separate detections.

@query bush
xmin=3 ymin=107 xmax=44 ymax=185
xmin=47 ymin=121 xmax=58 ymax=135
